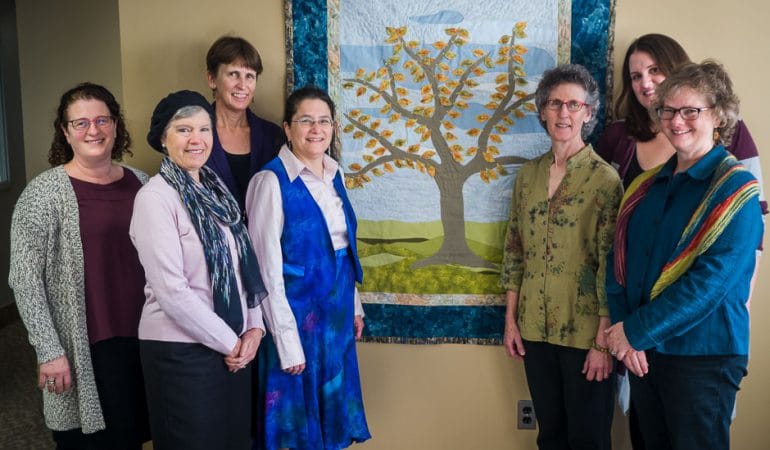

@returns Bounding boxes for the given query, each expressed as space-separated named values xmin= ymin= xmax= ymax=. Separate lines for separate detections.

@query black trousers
xmin=139 ymin=340 xmax=252 ymax=450
xmin=629 ymin=351 xmax=747 ymax=450
xmin=522 ymin=340 xmax=614 ymax=450
xmin=52 ymin=337 xmax=150 ymax=450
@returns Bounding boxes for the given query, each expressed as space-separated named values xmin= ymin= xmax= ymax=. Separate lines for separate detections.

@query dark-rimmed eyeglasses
xmin=544 ymin=99 xmax=589 ymax=112
xmin=67 ymin=116 xmax=115 ymax=132
xmin=655 ymin=106 xmax=712 ymax=121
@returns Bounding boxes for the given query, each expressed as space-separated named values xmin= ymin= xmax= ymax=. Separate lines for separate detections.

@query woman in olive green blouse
xmin=500 ymin=64 xmax=622 ymax=450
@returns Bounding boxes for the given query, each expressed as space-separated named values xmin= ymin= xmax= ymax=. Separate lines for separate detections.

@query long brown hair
xmin=614 ymin=34 xmax=690 ymax=142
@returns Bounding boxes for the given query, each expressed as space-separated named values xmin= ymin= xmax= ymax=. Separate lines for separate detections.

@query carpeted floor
xmin=0 ymin=307 xmax=154 ymax=450
xmin=0 ymin=316 xmax=55 ymax=449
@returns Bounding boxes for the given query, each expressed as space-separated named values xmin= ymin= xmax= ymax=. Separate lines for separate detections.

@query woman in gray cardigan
xmin=9 ymin=83 xmax=150 ymax=449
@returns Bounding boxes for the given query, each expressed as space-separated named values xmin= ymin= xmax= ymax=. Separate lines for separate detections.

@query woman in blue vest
xmin=245 ymin=86 xmax=371 ymax=450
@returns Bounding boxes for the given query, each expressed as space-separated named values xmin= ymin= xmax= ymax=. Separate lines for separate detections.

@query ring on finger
xmin=46 ymin=379 xmax=56 ymax=385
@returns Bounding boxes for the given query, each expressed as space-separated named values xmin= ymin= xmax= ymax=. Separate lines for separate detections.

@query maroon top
xmin=70 ymin=170 xmax=146 ymax=344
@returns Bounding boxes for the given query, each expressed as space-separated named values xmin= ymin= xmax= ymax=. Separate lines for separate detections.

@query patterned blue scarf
xmin=159 ymin=156 xmax=266 ymax=334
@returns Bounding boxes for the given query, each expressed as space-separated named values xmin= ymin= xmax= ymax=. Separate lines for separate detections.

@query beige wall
xmin=16 ymin=0 xmax=123 ymax=181
xmin=13 ymin=0 xmax=770 ymax=449
xmin=118 ymin=0 xmax=286 ymax=174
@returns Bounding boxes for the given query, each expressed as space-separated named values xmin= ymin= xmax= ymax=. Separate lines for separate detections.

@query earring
xmin=713 ymin=129 xmax=720 ymax=142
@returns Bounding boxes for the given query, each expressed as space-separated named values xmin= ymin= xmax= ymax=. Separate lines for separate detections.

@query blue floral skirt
xmin=263 ymin=249 xmax=370 ymax=450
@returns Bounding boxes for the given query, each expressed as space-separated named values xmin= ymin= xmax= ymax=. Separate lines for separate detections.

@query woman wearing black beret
xmin=130 ymin=90 xmax=267 ymax=450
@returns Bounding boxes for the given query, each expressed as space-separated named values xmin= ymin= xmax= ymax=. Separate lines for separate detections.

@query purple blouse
xmin=70 ymin=170 xmax=146 ymax=344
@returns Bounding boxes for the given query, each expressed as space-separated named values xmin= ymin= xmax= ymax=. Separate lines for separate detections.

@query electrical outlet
xmin=517 ymin=399 xmax=536 ymax=430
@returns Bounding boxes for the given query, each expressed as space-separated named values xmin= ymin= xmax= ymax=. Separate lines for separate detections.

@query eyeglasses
xmin=292 ymin=118 xmax=334 ymax=129
xmin=545 ymin=99 xmax=589 ymax=112
xmin=655 ymin=106 xmax=712 ymax=121
xmin=67 ymin=116 xmax=115 ymax=132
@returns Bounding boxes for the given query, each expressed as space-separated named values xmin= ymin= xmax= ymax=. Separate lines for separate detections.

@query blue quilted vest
xmin=263 ymin=157 xmax=363 ymax=300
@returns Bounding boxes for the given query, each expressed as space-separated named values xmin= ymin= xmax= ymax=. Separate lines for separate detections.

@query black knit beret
xmin=146 ymin=90 xmax=213 ymax=152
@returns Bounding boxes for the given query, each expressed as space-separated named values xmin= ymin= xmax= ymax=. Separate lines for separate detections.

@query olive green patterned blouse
xmin=500 ymin=145 xmax=622 ymax=350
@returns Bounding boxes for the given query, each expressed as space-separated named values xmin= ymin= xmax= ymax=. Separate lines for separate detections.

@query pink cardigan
xmin=129 ymin=175 xmax=265 ymax=355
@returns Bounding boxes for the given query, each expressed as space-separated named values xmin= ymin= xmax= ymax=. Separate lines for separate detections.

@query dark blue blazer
xmin=205 ymin=105 xmax=284 ymax=210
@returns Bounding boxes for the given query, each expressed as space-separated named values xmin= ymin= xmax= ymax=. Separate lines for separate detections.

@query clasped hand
xmin=605 ymin=322 xmax=649 ymax=377
xmin=224 ymin=328 xmax=264 ymax=373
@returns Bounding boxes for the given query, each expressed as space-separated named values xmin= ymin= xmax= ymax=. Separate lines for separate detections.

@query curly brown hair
xmin=48 ymin=82 xmax=132 ymax=166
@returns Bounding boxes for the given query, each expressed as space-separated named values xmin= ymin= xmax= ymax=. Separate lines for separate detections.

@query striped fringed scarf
xmin=613 ymin=153 xmax=759 ymax=300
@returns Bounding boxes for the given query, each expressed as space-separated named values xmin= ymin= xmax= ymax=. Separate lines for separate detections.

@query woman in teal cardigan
xmin=605 ymin=60 xmax=763 ymax=450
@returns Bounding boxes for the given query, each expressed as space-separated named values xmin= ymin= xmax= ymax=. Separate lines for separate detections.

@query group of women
xmin=502 ymin=33 xmax=763 ymax=450
xmin=8 ymin=29 xmax=762 ymax=450
xmin=10 ymin=36 xmax=369 ymax=450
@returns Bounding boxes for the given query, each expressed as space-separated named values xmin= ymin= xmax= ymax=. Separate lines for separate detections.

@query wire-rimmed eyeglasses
xmin=292 ymin=118 xmax=334 ymax=129
xmin=67 ymin=116 xmax=115 ymax=132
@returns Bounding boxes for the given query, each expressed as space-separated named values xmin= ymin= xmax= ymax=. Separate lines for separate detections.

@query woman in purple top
xmin=204 ymin=35 xmax=284 ymax=211
xmin=9 ymin=83 xmax=150 ymax=449
xmin=598 ymin=34 xmax=765 ymax=210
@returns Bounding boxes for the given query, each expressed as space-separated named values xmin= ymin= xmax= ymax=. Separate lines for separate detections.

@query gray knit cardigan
xmin=8 ymin=165 xmax=149 ymax=433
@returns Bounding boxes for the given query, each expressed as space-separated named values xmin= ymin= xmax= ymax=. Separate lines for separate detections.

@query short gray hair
xmin=160 ymin=105 xmax=211 ymax=153
xmin=534 ymin=64 xmax=600 ymax=139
